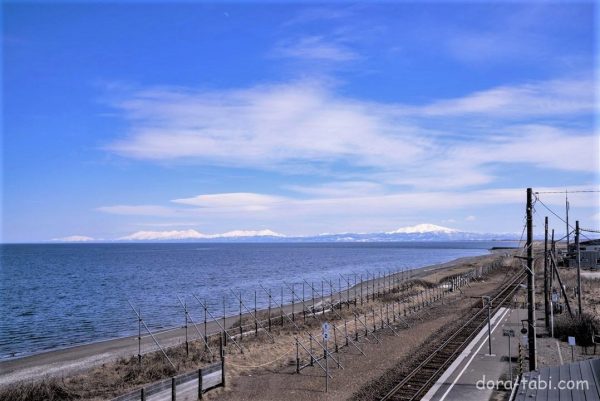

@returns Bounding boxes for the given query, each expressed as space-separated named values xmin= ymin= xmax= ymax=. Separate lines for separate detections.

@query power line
xmin=533 ymin=194 xmax=592 ymax=241
xmin=553 ymin=230 xmax=574 ymax=243
xmin=534 ymin=190 xmax=600 ymax=194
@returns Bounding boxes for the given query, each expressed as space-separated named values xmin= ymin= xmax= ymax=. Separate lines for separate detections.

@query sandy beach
xmin=0 ymin=251 xmax=504 ymax=388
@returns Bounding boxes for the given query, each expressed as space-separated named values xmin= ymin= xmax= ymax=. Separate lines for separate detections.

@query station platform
xmin=422 ymin=307 xmax=529 ymax=401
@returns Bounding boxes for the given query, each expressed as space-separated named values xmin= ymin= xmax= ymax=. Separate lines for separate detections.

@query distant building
xmin=567 ymin=239 xmax=600 ymax=270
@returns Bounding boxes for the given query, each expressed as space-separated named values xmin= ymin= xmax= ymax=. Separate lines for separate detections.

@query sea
xmin=0 ymin=241 xmax=516 ymax=359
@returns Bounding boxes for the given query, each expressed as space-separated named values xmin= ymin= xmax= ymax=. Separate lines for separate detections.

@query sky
xmin=2 ymin=1 xmax=599 ymax=242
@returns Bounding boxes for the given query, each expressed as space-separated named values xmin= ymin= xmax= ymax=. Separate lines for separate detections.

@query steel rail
xmin=379 ymin=270 xmax=526 ymax=401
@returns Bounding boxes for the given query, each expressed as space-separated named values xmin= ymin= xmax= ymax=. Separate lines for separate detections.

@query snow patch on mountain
xmin=214 ymin=229 xmax=285 ymax=238
xmin=52 ymin=235 xmax=95 ymax=242
xmin=386 ymin=224 xmax=459 ymax=234
xmin=118 ymin=229 xmax=285 ymax=241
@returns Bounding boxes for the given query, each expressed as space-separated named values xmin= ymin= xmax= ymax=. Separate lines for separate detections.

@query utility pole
xmin=544 ymin=216 xmax=550 ymax=330
xmin=566 ymin=190 xmax=570 ymax=249
xmin=576 ymin=220 xmax=582 ymax=317
xmin=526 ymin=188 xmax=537 ymax=371
xmin=550 ymin=229 xmax=555 ymax=291
xmin=483 ymin=296 xmax=492 ymax=355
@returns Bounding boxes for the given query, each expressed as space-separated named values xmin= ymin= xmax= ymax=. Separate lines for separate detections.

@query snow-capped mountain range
xmin=118 ymin=229 xmax=283 ymax=241
xmin=385 ymin=223 xmax=459 ymax=235
xmin=53 ymin=224 xmax=519 ymax=242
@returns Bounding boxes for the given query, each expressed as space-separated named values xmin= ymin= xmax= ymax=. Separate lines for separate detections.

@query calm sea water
xmin=0 ymin=242 xmax=515 ymax=359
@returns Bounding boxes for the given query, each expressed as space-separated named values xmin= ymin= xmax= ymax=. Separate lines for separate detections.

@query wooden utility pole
xmin=566 ymin=191 xmax=570 ymax=249
xmin=544 ymin=216 xmax=550 ymax=330
xmin=550 ymin=229 xmax=555 ymax=292
xmin=526 ymin=188 xmax=537 ymax=371
xmin=576 ymin=220 xmax=582 ymax=317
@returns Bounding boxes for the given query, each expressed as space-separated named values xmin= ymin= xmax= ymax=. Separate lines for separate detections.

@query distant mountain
xmin=385 ymin=223 xmax=459 ymax=234
xmin=112 ymin=224 xmax=518 ymax=242
xmin=119 ymin=229 xmax=208 ymax=241
xmin=304 ymin=230 xmax=516 ymax=243
xmin=118 ymin=229 xmax=285 ymax=241
xmin=52 ymin=223 xmax=522 ymax=243
xmin=214 ymin=229 xmax=284 ymax=238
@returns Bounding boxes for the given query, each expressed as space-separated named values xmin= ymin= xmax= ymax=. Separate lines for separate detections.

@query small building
xmin=567 ymin=239 xmax=600 ymax=270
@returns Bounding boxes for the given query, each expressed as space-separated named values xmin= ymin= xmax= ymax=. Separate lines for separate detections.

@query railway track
xmin=378 ymin=270 xmax=526 ymax=401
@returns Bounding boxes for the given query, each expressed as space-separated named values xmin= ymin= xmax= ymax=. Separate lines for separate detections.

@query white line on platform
xmin=422 ymin=307 xmax=510 ymax=401
xmin=556 ymin=340 xmax=564 ymax=365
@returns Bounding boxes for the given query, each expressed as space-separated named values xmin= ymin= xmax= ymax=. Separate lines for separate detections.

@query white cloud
xmin=98 ymin=185 xmax=599 ymax=220
xmin=418 ymin=78 xmax=594 ymax=118
xmin=52 ymin=235 xmax=95 ymax=242
xmin=96 ymin=184 xmax=599 ymax=236
xmin=96 ymin=205 xmax=176 ymax=216
xmin=172 ymin=193 xmax=286 ymax=211
xmin=108 ymin=81 xmax=427 ymax=170
xmin=286 ymin=181 xmax=386 ymax=197
xmin=274 ymin=36 xmax=358 ymax=62
xmin=133 ymin=222 xmax=200 ymax=227
xmin=106 ymin=77 xmax=596 ymax=191
xmin=465 ymin=215 xmax=476 ymax=222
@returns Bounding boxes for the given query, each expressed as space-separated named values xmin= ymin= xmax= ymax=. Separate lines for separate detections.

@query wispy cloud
xmin=107 ymin=81 xmax=428 ymax=170
xmin=95 ymin=205 xmax=176 ymax=217
xmin=273 ymin=36 xmax=359 ymax=62
xmin=133 ymin=222 xmax=200 ymax=228
xmin=286 ymin=181 xmax=386 ymax=197
xmin=95 ymin=183 xmax=597 ymax=234
xmin=417 ymin=78 xmax=593 ymax=117
xmin=172 ymin=193 xmax=286 ymax=212
xmin=106 ymin=76 xmax=596 ymax=191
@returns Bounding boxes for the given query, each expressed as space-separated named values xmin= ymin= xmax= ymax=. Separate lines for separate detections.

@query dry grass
xmin=0 ymin=378 xmax=79 ymax=401
xmin=0 ymin=339 xmax=218 ymax=401
xmin=553 ymin=313 xmax=599 ymax=346
xmin=1 ymin=255 xmax=512 ymax=401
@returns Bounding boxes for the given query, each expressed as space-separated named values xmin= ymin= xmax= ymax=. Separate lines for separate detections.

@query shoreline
xmin=0 ymin=251 xmax=500 ymax=386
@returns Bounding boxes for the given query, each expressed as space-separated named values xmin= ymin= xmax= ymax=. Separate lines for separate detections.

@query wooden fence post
xmin=333 ymin=325 xmax=339 ymax=353
xmin=344 ymin=320 xmax=349 ymax=346
xmin=198 ymin=369 xmax=203 ymax=399
xmin=220 ymin=336 xmax=226 ymax=388
xmin=296 ymin=339 xmax=300 ymax=373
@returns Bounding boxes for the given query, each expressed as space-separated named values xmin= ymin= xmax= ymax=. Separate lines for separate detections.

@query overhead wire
xmin=534 ymin=190 xmax=599 ymax=194
xmin=533 ymin=193 xmax=592 ymax=241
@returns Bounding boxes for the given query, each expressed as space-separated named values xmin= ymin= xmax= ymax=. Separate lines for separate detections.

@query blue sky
xmin=2 ymin=1 xmax=599 ymax=242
